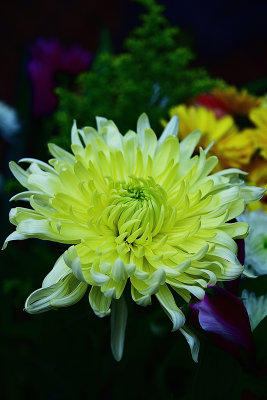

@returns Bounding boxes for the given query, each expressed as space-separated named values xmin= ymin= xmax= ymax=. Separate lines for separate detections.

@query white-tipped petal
xmin=48 ymin=143 xmax=75 ymax=165
xmin=9 ymin=161 xmax=29 ymax=188
xmin=157 ymin=115 xmax=179 ymax=147
xmin=180 ymin=326 xmax=200 ymax=362
xmin=71 ymin=120 xmax=86 ymax=148
xmin=112 ymin=258 xmax=128 ymax=282
xmin=240 ymin=186 xmax=266 ymax=204
xmin=25 ymin=274 xmax=87 ymax=314
xmin=140 ymin=269 xmax=166 ymax=295
xmin=89 ymin=286 xmax=111 ymax=318
xmin=42 ymin=254 xmax=70 ymax=288
xmin=2 ymin=231 xmax=27 ymax=250
xmin=131 ymin=286 xmax=151 ymax=306
xmin=90 ymin=268 xmax=110 ymax=285
xmin=71 ymin=257 xmax=87 ymax=283
xmin=156 ymin=285 xmax=185 ymax=331
xmin=96 ymin=116 xmax=108 ymax=131
xmin=19 ymin=158 xmax=57 ymax=174
xmin=137 ymin=113 xmax=151 ymax=145
xmin=180 ymin=130 xmax=201 ymax=162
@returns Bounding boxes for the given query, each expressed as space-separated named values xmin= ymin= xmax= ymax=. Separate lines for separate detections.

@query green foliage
xmin=54 ymin=0 xmax=223 ymax=146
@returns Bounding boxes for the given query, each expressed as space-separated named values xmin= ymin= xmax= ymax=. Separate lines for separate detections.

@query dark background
xmin=1 ymin=0 xmax=267 ymax=105
xmin=1 ymin=1 xmax=267 ymax=399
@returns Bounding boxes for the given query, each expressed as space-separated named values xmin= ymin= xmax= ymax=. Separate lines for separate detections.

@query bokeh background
xmin=1 ymin=1 xmax=267 ymax=399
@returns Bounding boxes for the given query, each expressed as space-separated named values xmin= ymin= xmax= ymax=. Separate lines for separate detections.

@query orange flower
xmin=212 ymin=87 xmax=261 ymax=116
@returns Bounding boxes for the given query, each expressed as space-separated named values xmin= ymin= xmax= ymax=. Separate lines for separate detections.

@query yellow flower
xmin=246 ymin=158 xmax=267 ymax=211
xmin=249 ymin=106 xmax=267 ymax=159
xmin=169 ymin=104 xmax=255 ymax=170
xmin=215 ymin=128 xmax=255 ymax=170
xmin=212 ymin=86 xmax=261 ymax=115
xmin=4 ymin=114 xmax=264 ymax=361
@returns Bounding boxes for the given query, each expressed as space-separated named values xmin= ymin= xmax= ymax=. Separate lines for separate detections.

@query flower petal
xmin=156 ymin=285 xmax=185 ymax=331
xmin=111 ymin=295 xmax=128 ymax=361
xmin=25 ymin=273 xmax=87 ymax=314
xmin=242 ymin=290 xmax=267 ymax=331
xmin=89 ymin=286 xmax=112 ymax=318
xmin=157 ymin=115 xmax=179 ymax=147
xmin=180 ymin=325 xmax=200 ymax=363
xmin=189 ymin=286 xmax=254 ymax=358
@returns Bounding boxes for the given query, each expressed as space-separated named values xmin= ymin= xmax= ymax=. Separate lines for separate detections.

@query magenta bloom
xmin=28 ymin=38 xmax=92 ymax=116
xmin=188 ymin=286 xmax=254 ymax=363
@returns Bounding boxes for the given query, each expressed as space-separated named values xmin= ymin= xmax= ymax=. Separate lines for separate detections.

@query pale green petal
xmin=25 ymin=273 xmax=87 ymax=314
xmin=10 ymin=191 xmax=48 ymax=202
xmin=131 ymin=286 xmax=151 ymax=306
xmin=90 ymin=268 xmax=110 ymax=285
xmin=237 ymin=211 xmax=267 ymax=275
xmin=71 ymin=257 xmax=88 ymax=282
xmin=156 ymin=285 xmax=185 ymax=331
xmin=137 ymin=113 xmax=151 ymax=145
xmin=9 ymin=161 xmax=30 ymax=188
xmin=157 ymin=115 xmax=179 ymax=148
xmin=204 ymin=140 xmax=215 ymax=154
xmin=111 ymin=295 xmax=128 ymax=361
xmin=240 ymin=186 xmax=265 ymax=204
xmin=179 ymin=130 xmax=201 ymax=162
xmin=96 ymin=116 xmax=108 ymax=131
xmin=48 ymin=143 xmax=75 ymax=165
xmin=19 ymin=158 xmax=57 ymax=174
xmin=2 ymin=231 xmax=27 ymax=250
xmin=242 ymin=290 xmax=267 ymax=331
xmin=71 ymin=120 xmax=85 ymax=147
xmin=111 ymin=258 xmax=127 ymax=281
xmin=89 ymin=286 xmax=111 ymax=318
xmin=180 ymin=326 xmax=200 ymax=362
xmin=42 ymin=254 xmax=71 ymax=288
xmin=102 ymin=120 xmax=123 ymax=150
xmin=140 ymin=269 xmax=166 ymax=295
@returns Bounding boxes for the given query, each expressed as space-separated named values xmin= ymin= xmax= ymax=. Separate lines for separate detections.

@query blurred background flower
xmin=0 ymin=100 xmax=20 ymax=140
xmin=28 ymin=38 xmax=92 ymax=116
xmin=242 ymin=289 xmax=267 ymax=331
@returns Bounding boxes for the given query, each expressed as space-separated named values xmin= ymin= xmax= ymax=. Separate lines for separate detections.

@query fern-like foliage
xmin=55 ymin=0 xmax=223 ymax=145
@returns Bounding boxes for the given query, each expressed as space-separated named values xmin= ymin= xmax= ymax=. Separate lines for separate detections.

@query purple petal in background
xmin=28 ymin=60 xmax=57 ymax=116
xmin=59 ymin=45 xmax=92 ymax=75
xmin=189 ymin=286 xmax=254 ymax=362
xmin=29 ymin=38 xmax=63 ymax=69
xmin=28 ymin=38 xmax=92 ymax=117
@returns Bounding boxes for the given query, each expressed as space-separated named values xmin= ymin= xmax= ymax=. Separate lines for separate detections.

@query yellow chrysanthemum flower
xmin=168 ymin=105 xmax=255 ymax=170
xmin=249 ymin=106 xmax=267 ymax=159
xmin=3 ymin=114 xmax=264 ymax=361
xmin=246 ymin=158 xmax=267 ymax=211
xmin=212 ymin=86 xmax=261 ymax=115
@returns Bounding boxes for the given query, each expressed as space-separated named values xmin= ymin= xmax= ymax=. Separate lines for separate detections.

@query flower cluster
xmin=4 ymin=114 xmax=264 ymax=360
xmin=168 ymin=86 xmax=267 ymax=210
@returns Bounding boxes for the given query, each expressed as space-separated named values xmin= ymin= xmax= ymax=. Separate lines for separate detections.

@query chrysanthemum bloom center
xmin=108 ymin=176 xmax=169 ymax=246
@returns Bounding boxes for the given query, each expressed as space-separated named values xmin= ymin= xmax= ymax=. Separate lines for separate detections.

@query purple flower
xmin=59 ymin=45 xmax=92 ymax=75
xmin=188 ymin=286 xmax=254 ymax=363
xmin=28 ymin=60 xmax=57 ymax=116
xmin=28 ymin=38 xmax=92 ymax=117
